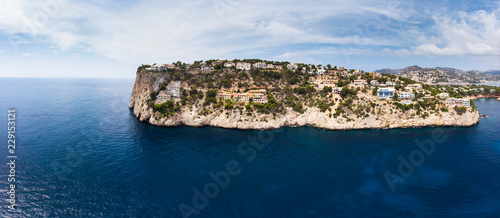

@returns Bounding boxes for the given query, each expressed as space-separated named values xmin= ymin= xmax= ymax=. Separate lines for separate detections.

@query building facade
xmin=378 ymin=88 xmax=395 ymax=100
xmin=445 ymin=98 xmax=471 ymax=107
xmin=398 ymin=91 xmax=415 ymax=100
xmin=438 ymin=93 xmax=450 ymax=99
xmin=236 ymin=62 xmax=251 ymax=70
xmin=217 ymin=89 xmax=268 ymax=104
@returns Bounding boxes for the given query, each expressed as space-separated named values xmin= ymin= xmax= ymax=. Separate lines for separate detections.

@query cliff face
xmin=129 ymin=69 xmax=169 ymax=122
xmin=129 ymin=70 xmax=480 ymax=130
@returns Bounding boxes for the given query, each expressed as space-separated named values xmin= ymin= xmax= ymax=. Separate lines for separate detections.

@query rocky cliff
xmin=129 ymin=70 xmax=480 ymax=130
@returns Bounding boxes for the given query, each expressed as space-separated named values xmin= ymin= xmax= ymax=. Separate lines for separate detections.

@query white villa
xmin=438 ymin=93 xmax=450 ymax=99
xmin=445 ymin=98 xmax=471 ymax=108
xmin=236 ymin=62 xmax=251 ymax=70
xmin=224 ymin=62 xmax=235 ymax=68
xmin=407 ymin=84 xmax=422 ymax=91
xmin=386 ymin=81 xmax=396 ymax=87
xmin=253 ymin=62 xmax=267 ymax=69
xmin=287 ymin=62 xmax=298 ymax=70
xmin=398 ymin=91 xmax=415 ymax=100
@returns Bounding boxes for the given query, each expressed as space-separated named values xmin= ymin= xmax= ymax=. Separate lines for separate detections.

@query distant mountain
xmin=374 ymin=68 xmax=401 ymax=75
xmin=484 ymin=70 xmax=500 ymax=75
xmin=375 ymin=65 xmax=426 ymax=74
xmin=374 ymin=65 xmax=500 ymax=83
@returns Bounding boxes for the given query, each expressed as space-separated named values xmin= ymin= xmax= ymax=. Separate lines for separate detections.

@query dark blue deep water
xmin=1 ymin=78 xmax=500 ymax=217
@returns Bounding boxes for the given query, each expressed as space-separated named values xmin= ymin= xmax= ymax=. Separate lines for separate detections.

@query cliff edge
xmin=129 ymin=69 xmax=480 ymax=130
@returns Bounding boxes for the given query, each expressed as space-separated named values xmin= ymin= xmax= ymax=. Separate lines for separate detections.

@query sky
xmin=1 ymin=0 xmax=500 ymax=78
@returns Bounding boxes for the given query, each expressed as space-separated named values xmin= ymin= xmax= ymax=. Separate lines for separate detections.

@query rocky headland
xmin=130 ymin=68 xmax=479 ymax=130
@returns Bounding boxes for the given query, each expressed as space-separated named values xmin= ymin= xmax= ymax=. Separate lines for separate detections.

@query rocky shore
xmin=469 ymin=94 xmax=500 ymax=100
xmin=129 ymin=71 xmax=480 ymax=130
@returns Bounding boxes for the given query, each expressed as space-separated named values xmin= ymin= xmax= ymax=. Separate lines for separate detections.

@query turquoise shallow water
xmin=0 ymin=78 xmax=499 ymax=217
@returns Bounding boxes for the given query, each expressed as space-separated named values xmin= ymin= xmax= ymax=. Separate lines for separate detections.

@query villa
xmin=287 ymin=62 xmax=298 ymax=70
xmin=248 ymin=89 xmax=268 ymax=104
xmin=234 ymin=93 xmax=250 ymax=102
xmin=201 ymin=66 xmax=213 ymax=71
xmin=224 ymin=62 xmax=235 ymax=68
xmin=217 ymin=90 xmax=233 ymax=100
xmin=156 ymin=81 xmax=182 ymax=103
xmin=316 ymin=67 xmax=326 ymax=75
xmin=333 ymin=87 xmax=343 ymax=95
xmin=422 ymin=94 xmax=434 ymax=99
xmin=438 ymin=93 xmax=450 ymax=99
xmin=370 ymin=80 xmax=380 ymax=86
xmin=369 ymin=72 xmax=382 ymax=79
xmin=407 ymin=84 xmax=422 ymax=91
xmin=156 ymin=92 xmax=171 ymax=104
xmin=378 ymin=88 xmax=395 ymax=100
xmin=445 ymin=98 xmax=471 ymax=108
xmin=398 ymin=91 xmax=415 ymax=100
xmin=310 ymin=75 xmax=338 ymax=85
xmin=353 ymin=79 xmax=367 ymax=87
xmin=386 ymin=81 xmax=396 ymax=87
xmin=166 ymin=81 xmax=182 ymax=99
xmin=217 ymin=89 xmax=268 ymax=104
xmin=253 ymin=62 xmax=267 ymax=69
xmin=236 ymin=62 xmax=251 ymax=70
xmin=145 ymin=64 xmax=161 ymax=71
xmin=211 ymin=61 xmax=222 ymax=67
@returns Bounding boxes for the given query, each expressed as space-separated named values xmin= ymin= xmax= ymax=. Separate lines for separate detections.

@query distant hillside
xmin=374 ymin=68 xmax=401 ymax=75
xmin=375 ymin=65 xmax=500 ymax=83
xmin=484 ymin=70 xmax=500 ymax=75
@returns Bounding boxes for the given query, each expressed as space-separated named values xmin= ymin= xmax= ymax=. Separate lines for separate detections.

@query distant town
xmin=376 ymin=65 xmax=500 ymax=85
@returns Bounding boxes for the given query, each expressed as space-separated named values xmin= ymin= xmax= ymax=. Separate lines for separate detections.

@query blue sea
xmin=1 ymin=78 xmax=500 ymax=217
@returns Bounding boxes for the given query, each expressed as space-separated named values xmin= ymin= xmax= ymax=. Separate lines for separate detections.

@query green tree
xmin=340 ymin=87 xmax=357 ymax=98
xmin=323 ymin=86 xmax=333 ymax=93
xmin=150 ymin=91 xmax=157 ymax=101
xmin=224 ymin=99 xmax=234 ymax=110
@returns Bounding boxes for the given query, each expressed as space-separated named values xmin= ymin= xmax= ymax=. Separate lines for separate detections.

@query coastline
xmin=130 ymin=106 xmax=480 ymax=131
xmin=468 ymin=94 xmax=500 ymax=100
xmin=129 ymin=72 xmax=479 ymax=131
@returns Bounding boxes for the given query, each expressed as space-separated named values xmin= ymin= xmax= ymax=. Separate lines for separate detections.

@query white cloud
xmin=0 ymin=0 xmax=412 ymax=64
xmin=415 ymin=9 xmax=500 ymax=56
xmin=382 ymin=48 xmax=411 ymax=56
xmin=361 ymin=0 xmax=416 ymax=22
xmin=8 ymin=0 xmax=499 ymax=75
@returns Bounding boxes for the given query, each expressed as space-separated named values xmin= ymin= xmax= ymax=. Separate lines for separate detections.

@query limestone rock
xmin=130 ymin=70 xmax=480 ymax=130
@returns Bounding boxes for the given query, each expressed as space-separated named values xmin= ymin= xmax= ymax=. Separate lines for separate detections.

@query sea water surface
xmin=0 ymin=78 xmax=499 ymax=217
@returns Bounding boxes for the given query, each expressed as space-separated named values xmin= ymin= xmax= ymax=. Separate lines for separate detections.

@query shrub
xmin=153 ymin=100 xmax=177 ymax=116
xmin=293 ymin=102 xmax=303 ymax=113
xmin=150 ymin=91 xmax=157 ymax=101
xmin=323 ymin=86 xmax=333 ymax=93
xmin=203 ymin=89 xmax=218 ymax=105
xmin=454 ymin=106 xmax=467 ymax=115
xmin=224 ymin=99 xmax=234 ymax=110
xmin=340 ymin=87 xmax=357 ymax=98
